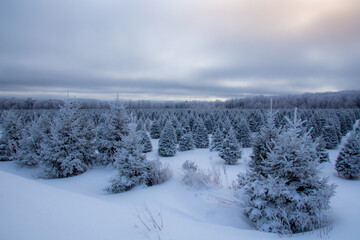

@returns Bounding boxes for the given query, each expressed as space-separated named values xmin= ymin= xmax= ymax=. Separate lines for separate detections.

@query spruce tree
xmin=106 ymin=124 xmax=150 ymax=193
xmin=250 ymin=109 xmax=280 ymax=176
xmin=139 ymin=130 xmax=152 ymax=153
xmin=96 ymin=101 xmax=129 ymax=165
xmin=248 ymin=111 xmax=263 ymax=132
xmin=150 ymin=120 xmax=161 ymax=139
xmin=178 ymin=132 xmax=195 ymax=152
xmin=237 ymin=109 xmax=335 ymax=234
xmin=219 ymin=127 xmax=241 ymax=165
xmin=204 ymin=116 xmax=215 ymax=134
xmin=235 ymin=118 xmax=251 ymax=148
xmin=315 ymin=136 xmax=329 ymax=163
xmin=40 ymin=101 xmax=94 ymax=178
xmin=192 ymin=118 xmax=209 ymax=148
xmin=335 ymin=130 xmax=360 ymax=179
xmin=322 ymin=125 xmax=339 ymax=149
xmin=16 ymin=115 xmax=50 ymax=167
xmin=0 ymin=110 xmax=24 ymax=161
xmin=210 ymin=127 xmax=223 ymax=151
xmin=175 ymin=124 xmax=184 ymax=143
xmin=158 ymin=121 xmax=177 ymax=157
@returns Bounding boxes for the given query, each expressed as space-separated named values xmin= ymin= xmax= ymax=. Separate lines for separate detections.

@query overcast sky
xmin=0 ymin=0 xmax=359 ymax=100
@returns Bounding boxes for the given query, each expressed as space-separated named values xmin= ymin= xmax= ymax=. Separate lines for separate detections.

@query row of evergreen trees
xmin=1 ymin=106 xmax=358 ymax=170
xmin=0 ymin=101 xmax=168 ymax=193
xmin=145 ymin=108 xmax=358 ymax=151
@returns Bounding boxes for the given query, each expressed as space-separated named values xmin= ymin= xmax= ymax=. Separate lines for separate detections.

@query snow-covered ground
xmin=1 ymin=138 xmax=359 ymax=240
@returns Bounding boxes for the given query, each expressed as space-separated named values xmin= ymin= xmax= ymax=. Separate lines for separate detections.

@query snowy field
xmin=1 ymin=138 xmax=359 ymax=240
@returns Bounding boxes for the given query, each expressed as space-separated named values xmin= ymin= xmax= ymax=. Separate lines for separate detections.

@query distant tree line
xmin=224 ymin=90 xmax=360 ymax=109
xmin=1 ymin=90 xmax=360 ymax=110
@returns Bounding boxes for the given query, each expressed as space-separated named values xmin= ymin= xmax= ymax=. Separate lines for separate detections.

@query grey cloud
xmin=0 ymin=0 xmax=360 ymax=100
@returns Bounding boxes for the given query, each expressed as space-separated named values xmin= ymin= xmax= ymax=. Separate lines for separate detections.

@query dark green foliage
xmin=139 ymin=131 xmax=152 ymax=153
xmin=178 ymin=132 xmax=195 ymax=151
xmin=322 ymin=125 xmax=339 ymax=149
xmin=248 ymin=111 xmax=263 ymax=132
xmin=0 ymin=110 xmax=23 ymax=161
xmin=315 ymin=137 xmax=329 ymax=163
xmin=192 ymin=118 xmax=209 ymax=148
xmin=158 ymin=121 xmax=177 ymax=157
xmin=210 ymin=127 xmax=223 ymax=151
xmin=335 ymin=130 xmax=360 ymax=179
xmin=150 ymin=120 xmax=161 ymax=139
xmin=219 ymin=127 xmax=241 ymax=165
xmin=235 ymin=118 xmax=251 ymax=148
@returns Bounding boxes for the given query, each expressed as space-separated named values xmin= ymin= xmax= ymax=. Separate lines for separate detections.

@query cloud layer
xmin=1 ymin=0 xmax=359 ymax=100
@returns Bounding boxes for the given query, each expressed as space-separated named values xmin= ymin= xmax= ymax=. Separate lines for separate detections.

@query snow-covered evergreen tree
xmin=175 ymin=123 xmax=184 ymax=143
xmin=204 ymin=115 xmax=215 ymax=134
xmin=235 ymin=118 xmax=251 ymax=148
xmin=210 ymin=127 xmax=223 ymax=151
xmin=136 ymin=118 xmax=145 ymax=131
xmin=16 ymin=114 xmax=50 ymax=167
xmin=106 ymin=124 xmax=150 ymax=193
xmin=322 ymin=125 xmax=339 ymax=149
xmin=178 ymin=132 xmax=195 ymax=151
xmin=192 ymin=118 xmax=209 ymax=148
xmin=335 ymin=130 xmax=360 ymax=179
xmin=158 ymin=120 xmax=177 ymax=157
xmin=40 ymin=101 xmax=95 ymax=178
xmin=96 ymin=101 xmax=129 ymax=165
xmin=250 ymin=109 xmax=280 ymax=176
xmin=219 ymin=127 xmax=241 ymax=165
xmin=248 ymin=111 xmax=263 ymax=132
xmin=139 ymin=130 xmax=152 ymax=153
xmin=237 ymin=109 xmax=335 ymax=234
xmin=150 ymin=120 xmax=161 ymax=139
xmin=315 ymin=136 xmax=329 ymax=163
xmin=0 ymin=110 xmax=24 ymax=161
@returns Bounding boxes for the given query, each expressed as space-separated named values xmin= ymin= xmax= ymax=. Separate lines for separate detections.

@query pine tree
xmin=219 ymin=127 xmax=241 ymax=165
xmin=204 ymin=116 xmax=215 ymax=134
xmin=158 ymin=121 xmax=177 ymax=157
xmin=248 ymin=111 xmax=263 ymax=132
xmin=237 ymin=109 xmax=335 ymax=234
xmin=235 ymin=118 xmax=251 ymax=148
xmin=40 ymin=101 xmax=94 ymax=178
xmin=178 ymin=132 xmax=195 ymax=151
xmin=175 ymin=124 xmax=184 ymax=143
xmin=210 ymin=127 xmax=223 ymax=151
xmin=106 ymin=124 xmax=150 ymax=193
xmin=315 ymin=136 xmax=329 ymax=163
xmin=150 ymin=120 xmax=161 ymax=139
xmin=192 ymin=118 xmax=209 ymax=148
xmin=322 ymin=125 xmax=339 ymax=149
xmin=250 ymin=109 xmax=280 ymax=176
xmin=16 ymin=114 xmax=50 ymax=167
xmin=96 ymin=101 xmax=129 ymax=165
xmin=136 ymin=118 xmax=145 ymax=131
xmin=335 ymin=130 xmax=360 ymax=179
xmin=0 ymin=110 xmax=23 ymax=161
xmin=139 ymin=130 xmax=152 ymax=153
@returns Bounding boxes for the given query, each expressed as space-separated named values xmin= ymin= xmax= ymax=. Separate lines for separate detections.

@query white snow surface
xmin=1 ymin=138 xmax=360 ymax=240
